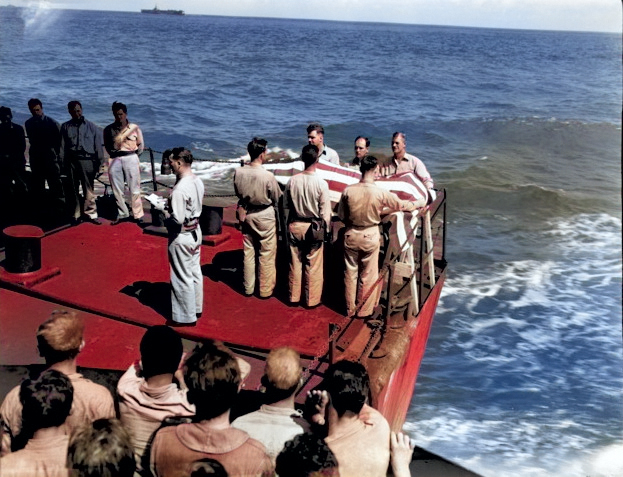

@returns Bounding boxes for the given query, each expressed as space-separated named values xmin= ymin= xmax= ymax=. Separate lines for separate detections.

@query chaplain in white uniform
xmin=155 ymin=147 xmax=204 ymax=325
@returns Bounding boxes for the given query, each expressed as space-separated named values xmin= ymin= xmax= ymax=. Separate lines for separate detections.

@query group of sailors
xmin=0 ymin=99 xmax=146 ymax=228
xmin=0 ymin=98 xmax=436 ymax=326
xmin=230 ymin=124 xmax=435 ymax=325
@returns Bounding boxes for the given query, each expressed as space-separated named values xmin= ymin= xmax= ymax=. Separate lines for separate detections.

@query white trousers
xmin=109 ymin=154 xmax=144 ymax=219
xmin=169 ymin=227 xmax=203 ymax=323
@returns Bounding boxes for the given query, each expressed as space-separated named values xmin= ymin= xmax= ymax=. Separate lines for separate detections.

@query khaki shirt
xmin=380 ymin=153 xmax=434 ymax=189
xmin=337 ymin=181 xmax=418 ymax=228
xmin=234 ymin=164 xmax=282 ymax=208
xmin=285 ymin=171 xmax=332 ymax=228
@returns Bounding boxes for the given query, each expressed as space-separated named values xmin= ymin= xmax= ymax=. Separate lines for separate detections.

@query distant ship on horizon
xmin=141 ymin=5 xmax=185 ymax=15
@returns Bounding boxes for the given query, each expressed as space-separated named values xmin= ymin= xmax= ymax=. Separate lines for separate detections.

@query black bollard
xmin=3 ymin=225 xmax=45 ymax=273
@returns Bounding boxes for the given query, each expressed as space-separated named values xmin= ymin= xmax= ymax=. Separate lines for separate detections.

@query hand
xmin=306 ymin=389 xmax=329 ymax=425
xmin=390 ymin=431 xmax=415 ymax=477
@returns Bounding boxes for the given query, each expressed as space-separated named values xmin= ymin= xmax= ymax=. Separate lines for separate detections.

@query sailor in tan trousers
xmin=338 ymin=155 xmax=419 ymax=318
xmin=285 ymin=145 xmax=332 ymax=307
xmin=234 ymin=138 xmax=282 ymax=298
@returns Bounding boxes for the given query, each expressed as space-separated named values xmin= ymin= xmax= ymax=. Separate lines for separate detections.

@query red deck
xmin=0 ymin=222 xmax=347 ymax=369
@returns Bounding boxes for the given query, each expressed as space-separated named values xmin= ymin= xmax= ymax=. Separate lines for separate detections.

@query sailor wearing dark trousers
xmin=154 ymin=148 xmax=204 ymax=325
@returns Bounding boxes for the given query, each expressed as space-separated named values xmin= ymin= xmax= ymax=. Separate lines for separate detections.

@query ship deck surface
xmin=0 ymin=222 xmax=347 ymax=364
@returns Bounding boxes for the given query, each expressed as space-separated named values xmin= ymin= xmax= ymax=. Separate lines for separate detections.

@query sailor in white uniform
xmin=155 ymin=148 xmax=205 ymax=325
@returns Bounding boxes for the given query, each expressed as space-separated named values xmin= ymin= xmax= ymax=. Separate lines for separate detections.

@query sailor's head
xmin=307 ymin=123 xmax=325 ymax=148
xmin=300 ymin=144 xmax=319 ymax=169
xmin=170 ymin=147 xmax=193 ymax=174
xmin=0 ymin=106 xmax=13 ymax=123
xmin=111 ymin=101 xmax=128 ymax=124
xmin=140 ymin=326 xmax=183 ymax=379
xmin=276 ymin=432 xmax=339 ymax=477
xmin=262 ymin=346 xmax=302 ymax=402
xmin=28 ymin=98 xmax=44 ymax=118
xmin=184 ymin=341 xmax=241 ymax=420
xmin=391 ymin=131 xmax=407 ymax=157
xmin=67 ymin=418 xmax=136 ymax=477
xmin=354 ymin=136 xmax=370 ymax=160
xmin=19 ymin=369 xmax=74 ymax=438
xmin=323 ymin=359 xmax=370 ymax=417
xmin=36 ymin=310 xmax=85 ymax=365
xmin=67 ymin=100 xmax=83 ymax=121
xmin=359 ymin=155 xmax=378 ymax=175
xmin=247 ymin=137 xmax=268 ymax=161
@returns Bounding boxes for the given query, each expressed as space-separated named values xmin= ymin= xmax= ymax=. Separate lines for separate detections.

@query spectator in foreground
xmin=232 ymin=347 xmax=309 ymax=461
xmin=117 ymin=325 xmax=195 ymax=471
xmin=309 ymin=360 xmax=391 ymax=477
xmin=275 ymin=432 xmax=339 ymax=477
xmin=150 ymin=341 xmax=273 ymax=477
xmin=67 ymin=418 xmax=136 ymax=477
xmin=0 ymin=310 xmax=115 ymax=456
xmin=0 ymin=370 xmax=73 ymax=477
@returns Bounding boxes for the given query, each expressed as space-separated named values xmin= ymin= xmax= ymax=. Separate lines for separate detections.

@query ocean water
xmin=1 ymin=6 xmax=621 ymax=477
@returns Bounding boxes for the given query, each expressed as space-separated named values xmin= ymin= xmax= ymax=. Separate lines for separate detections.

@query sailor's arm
xmin=381 ymin=189 xmax=419 ymax=213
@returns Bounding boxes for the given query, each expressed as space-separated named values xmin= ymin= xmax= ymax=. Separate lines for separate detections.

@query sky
xmin=0 ymin=0 xmax=621 ymax=33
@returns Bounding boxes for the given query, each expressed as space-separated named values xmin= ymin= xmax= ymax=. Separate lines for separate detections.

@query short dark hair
xmin=13 ymin=369 xmax=73 ymax=451
xmin=0 ymin=106 xmax=13 ymax=121
xmin=323 ymin=360 xmax=370 ymax=416
xmin=359 ymin=155 xmax=378 ymax=175
xmin=306 ymin=123 xmax=324 ymax=135
xmin=28 ymin=98 xmax=42 ymax=109
xmin=355 ymin=136 xmax=370 ymax=148
xmin=112 ymin=101 xmax=127 ymax=113
xmin=189 ymin=458 xmax=228 ymax=477
xmin=172 ymin=147 xmax=193 ymax=164
xmin=184 ymin=341 xmax=241 ymax=420
xmin=140 ymin=326 xmax=183 ymax=379
xmin=67 ymin=419 xmax=136 ymax=477
xmin=247 ymin=137 xmax=268 ymax=160
xmin=276 ymin=433 xmax=339 ymax=477
xmin=67 ymin=100 xmax=82 ymax=110
xmin=300 ymin=144 xmax=319 ymax=169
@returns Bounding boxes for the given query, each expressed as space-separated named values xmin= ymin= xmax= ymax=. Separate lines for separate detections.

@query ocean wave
xmin=412 ymin=212 xmax=622 ymax=477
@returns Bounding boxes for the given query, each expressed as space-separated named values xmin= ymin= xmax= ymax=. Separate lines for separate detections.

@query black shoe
xmin=169 ymin=321 xmax=197 ymax=327
xmin=70 ymin=217 xmax=81 ymax=226
xmin=83 ymin=216 xmax=102 ymax=225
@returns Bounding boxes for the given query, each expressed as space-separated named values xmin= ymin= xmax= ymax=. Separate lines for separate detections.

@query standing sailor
xmin=338 ymin=155 xmax=419 ymax=318
xmin=25 ymin=98 xmax=65 ymax=220
xmin=234 ymin=137 xmax=282 ymax=298
xmin=307 ymin=123 xmax=340 ymax=165
xmin=155 ymin=148 xmax=204 ymax=325
xmin=104 ymin=101 xmax=145 ymax=225
xmin=379 ymin=132 xmax=434 ymax=190
xmin=60 ymin=100 xmax=104 ymax=225
xmin=350 ymin=136 xmax=369 ymax=168
xmin=285 ymin=144 xmax=331 ymax=308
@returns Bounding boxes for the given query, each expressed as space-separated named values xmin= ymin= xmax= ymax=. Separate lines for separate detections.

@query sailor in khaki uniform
xmin=284 ymin=145 xmax=331 ymax=307
xmin=234 ymin=137 xmax=282 ymax=298
xmin=155 ymin=148 xmax=204 ymax=325
xmin=337 ymin=155 xmax=419 ymax=318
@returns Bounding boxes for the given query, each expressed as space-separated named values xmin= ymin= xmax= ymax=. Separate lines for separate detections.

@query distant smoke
xmin=22 ymin=1 xmax=61 ymax=35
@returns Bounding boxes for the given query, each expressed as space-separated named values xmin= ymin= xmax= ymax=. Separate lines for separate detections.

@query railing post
xmin=149 ymin=148 xmax=157 ymax=191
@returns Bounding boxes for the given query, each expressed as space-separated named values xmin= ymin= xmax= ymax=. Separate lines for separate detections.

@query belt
xmin=182 ymin=218 xmax=199 ymax=232
xmin=246 ymin=204 xmax=271 ymax=214
xmin=110 ymin=150 xmax=137 ymax=158
xmin=346 ymin=223 xmax=380 ymax=230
